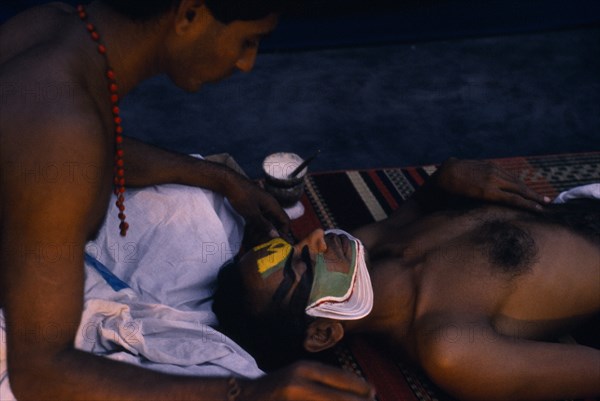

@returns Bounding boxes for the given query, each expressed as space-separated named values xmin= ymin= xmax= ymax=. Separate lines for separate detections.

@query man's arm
xmin=353 ymin=158 xmax=548 ymax=247
xmin=417 ymin=320 xmax=600 ymax=401
xmin=1 ymin=115 xmax=372 ymax=401
xmin=415 ymin=157 xmax=550 ymax=212
xmin=121 ymin=135 xmax=238 ymax=189
xmin=121 ymin=136 xmax=290 ymax=242
xmin=1 ymin=115 xmax=219 ymax=400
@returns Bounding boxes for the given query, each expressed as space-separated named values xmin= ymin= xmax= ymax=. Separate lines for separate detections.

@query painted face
xmin=245 ymin=238 xmax=313 ymax=314
xmin=306 ymin=238 xmax=357 ymax=308
xmin=239 ymin=230 xmax=358 ymax=316
xmin=305 ymin=230 xmax=372 ymax=320
xmin=253 ymin=238 xmax=293 ymax=278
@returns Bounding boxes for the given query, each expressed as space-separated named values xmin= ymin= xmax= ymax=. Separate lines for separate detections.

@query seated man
xmin=213 ymin=160 xmax=600 ymax=401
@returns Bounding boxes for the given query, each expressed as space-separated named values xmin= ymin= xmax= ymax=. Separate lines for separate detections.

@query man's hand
xmin=225 ymin=172 xmax=291 ymax=244
xmin=242 ymin=361 xmax=375 ymax=401
xmin=431 ymin=157 xmax=551 ymax=212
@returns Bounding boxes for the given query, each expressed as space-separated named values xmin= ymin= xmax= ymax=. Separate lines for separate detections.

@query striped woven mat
xmin=289 ymin=152 xmax=600 ymax=401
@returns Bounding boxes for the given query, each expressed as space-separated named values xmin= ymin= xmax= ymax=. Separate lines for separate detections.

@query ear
xmin=173 ymin=0 xmax=206 ymax=35
xmin=303 ymin=319 xmax=344 ymax=353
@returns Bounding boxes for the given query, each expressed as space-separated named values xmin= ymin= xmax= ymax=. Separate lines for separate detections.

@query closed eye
xmin=244 ymin=39 xmax=260 ymax=49
xmin=244 ymin=31 xmax=272 ymax=50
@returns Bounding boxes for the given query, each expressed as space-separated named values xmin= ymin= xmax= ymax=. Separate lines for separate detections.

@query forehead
xmin=238 ymin=238 xmax=291 ymax=312
xmin=253 ymin=238 xmax=292 ymax=277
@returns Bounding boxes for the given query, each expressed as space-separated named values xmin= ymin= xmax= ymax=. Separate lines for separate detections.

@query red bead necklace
xmin=77 ymin=5 xmax=129 ymax=236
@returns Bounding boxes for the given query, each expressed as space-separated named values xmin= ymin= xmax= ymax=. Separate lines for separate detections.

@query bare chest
xmin=414 ymin=226 xmax=599 ymax=340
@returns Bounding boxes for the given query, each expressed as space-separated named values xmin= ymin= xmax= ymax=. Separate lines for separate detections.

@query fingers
xmin=504 ymin=184 xmax=550 ymax=207
xmin=227 ymin=176 xmax=292 ymax=244
xmin=430 ymin=158 xmax=552 ymax=213
xmin=289 ymin=361 xmax=374 ymax=399
xmin=235 ymin=185 xmax=292 ymax=243
xmin=499 ymin=182 xmax=550 ymax=210
xmin=489 ymin=164 xmax=551 ymax=210
xmin=259 ymin=193 xmax=292 ymax=240
xmin=246 ymin=214 xmax=279 ymax=244
xmin=296 ymin=384 xmax=375 ymax=401
xmin=514 ymin=182 xmax=550 ymax=204
xmin=264 ymin=203 xmax=291 ymax=238
xmin=245 ymin=361 xmax=375 ymax=401
xmin=245 ymin=213 xmax=292 ymax=246
xmin=495 ymin=191 xmax=544 ymax=213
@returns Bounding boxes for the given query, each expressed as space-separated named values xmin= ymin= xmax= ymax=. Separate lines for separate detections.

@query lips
xmin=325 ymin=233 xmax=351 ymax=263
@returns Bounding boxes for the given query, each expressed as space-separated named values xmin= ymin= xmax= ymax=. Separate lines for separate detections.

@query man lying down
xmin=0 ymin=158 xmax=589 ymax=400
xmin=213 ymin=161 xmax=600 ymax=401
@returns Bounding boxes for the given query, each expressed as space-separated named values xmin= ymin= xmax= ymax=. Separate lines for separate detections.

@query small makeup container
xmin=262 ymin=152 xmax=307 ymax=219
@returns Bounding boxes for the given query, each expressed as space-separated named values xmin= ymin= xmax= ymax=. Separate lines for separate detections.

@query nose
xmin=236 ymin=48 xmax=258 ymax=73
xmin=294 ymin=228 xmax=327 ymax=255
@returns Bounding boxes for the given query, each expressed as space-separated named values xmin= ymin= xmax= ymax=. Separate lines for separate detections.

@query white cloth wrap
xmin=0 ymin=182 xmax=262 ymax=400
xmin=553 ymin=183 xmax=600 ymax=204
xmin=77 ymin=275 xmax=263 ymax=379
xmin=86 ymin=183 xmax=245 ymax=312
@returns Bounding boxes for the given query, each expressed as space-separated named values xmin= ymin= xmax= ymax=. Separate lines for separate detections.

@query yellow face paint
xmin=253 ymin=238 xmax=293 ymax=278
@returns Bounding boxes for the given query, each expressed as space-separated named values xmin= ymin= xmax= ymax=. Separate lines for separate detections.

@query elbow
xmin=422 ymin=364 xmax=484 ymax=401
xmin=419 ymin=340 xmax=496 ymax=401
xmin=421 ymin=353 xmax=521 ymax=401
xmin=419 ymin=335 xmax=465 ymax=377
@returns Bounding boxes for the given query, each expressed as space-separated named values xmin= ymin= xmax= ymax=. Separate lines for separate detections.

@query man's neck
xmin=85 ymin=1 xmax=169 ymax=95
xmin=343 ymin=263 xmax=418 ymax=342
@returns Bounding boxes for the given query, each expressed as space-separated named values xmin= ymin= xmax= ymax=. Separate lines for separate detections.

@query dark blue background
xmin=3 ymin=1 xmax=600 ymax=177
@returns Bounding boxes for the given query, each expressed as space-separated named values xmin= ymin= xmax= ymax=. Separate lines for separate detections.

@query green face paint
xmin=253 ymin=238 xmax=293 ymax=279
xmin=307 ymin=239 xmax=357 ymax=307
xmin=305 ymin=230 xmax=373 ymax=320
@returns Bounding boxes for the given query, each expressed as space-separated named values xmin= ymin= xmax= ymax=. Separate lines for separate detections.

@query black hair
xmin=471 ymin=220 xmax=538 ymax=276
xmin=433 ymin=189 xmax=600 ymax=247
xmin=101 ymin=0 xmax=291 ymax=23
xmin=212 ymin=259 xmax=310 ymax=371
xmin=476 ymin=197 xmax=600 ymax=274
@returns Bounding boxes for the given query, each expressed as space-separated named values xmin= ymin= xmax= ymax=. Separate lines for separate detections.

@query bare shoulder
xmin=0 ymin=70 xmax=111 ymax=232
xmin=1 ymin=71 xmax=108 ymax=170
xmin=1 ymin=60 xmax=103 ymax=150
xmin=0 ymin=1 xmax=110 ymax=236
xmin=0 ymin=3 xmax=97 ymax=128
xmin=0 ymin=14 xmax=100 ymax=137
xmin=0 ymin=2 xmax=78 ymax=65
xmin=0 ymin=2 xmax=74 ymax=33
